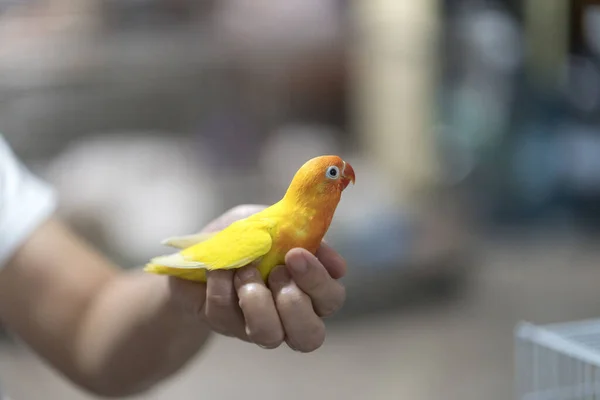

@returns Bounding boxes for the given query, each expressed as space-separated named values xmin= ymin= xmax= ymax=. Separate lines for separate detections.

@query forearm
xmin=73 ymin=271 xmax=211 ymax=396
xmin=0 ymin=218 xmax=211 ymax=397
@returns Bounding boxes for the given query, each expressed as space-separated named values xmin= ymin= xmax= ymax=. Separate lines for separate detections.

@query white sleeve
xmin=0 ymin=136 xmax=57 ymax=267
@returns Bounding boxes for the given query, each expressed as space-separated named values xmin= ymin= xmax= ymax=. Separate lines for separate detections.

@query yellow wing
xmin=144 ymin=218 xmax=275 ymax=282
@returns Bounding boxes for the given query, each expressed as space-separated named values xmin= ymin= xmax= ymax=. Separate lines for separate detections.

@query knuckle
xmin=295 ymin=265 xmax=328 ymax=294
xmin=280 ymin=289 xmax=307 ymax=310
xmin=206 ymin=292 xmax=235 ymax=310
xmin=302 ymin=275 xmax=324 ymax=294
xmin=237 ymin=283 xmax=269 ymax=308
xmin=203 ymin=309 xmax=236 ymax=334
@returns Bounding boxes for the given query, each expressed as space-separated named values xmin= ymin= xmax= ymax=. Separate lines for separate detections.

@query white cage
xmin=515 ymin=319 xmax=600 ymax=400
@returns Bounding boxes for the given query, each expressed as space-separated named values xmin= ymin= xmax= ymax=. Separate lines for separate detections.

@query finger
xmin=268 ymin=266 xmax=326 ymax=353
xmin=204 ymin=270 xmax=248 ymax=340
xmin=315 ymin=242 xmax=347 ymax=279
xmin=285 ymin=248 xmax=346 ymax=318
xmin=234 ymin=266 xmax=284 ymax=349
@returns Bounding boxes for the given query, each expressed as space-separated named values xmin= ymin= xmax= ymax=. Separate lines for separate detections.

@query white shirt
xmin=0 ymin=135 xmax=57 ymax=267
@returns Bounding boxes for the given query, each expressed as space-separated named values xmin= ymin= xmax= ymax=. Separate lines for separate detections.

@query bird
xmin=144 ymin=155 xmax=355 ymax=282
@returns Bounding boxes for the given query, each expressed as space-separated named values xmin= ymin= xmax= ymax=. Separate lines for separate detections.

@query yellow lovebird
xmin=144 ymin=155 xmax=355 ymax=282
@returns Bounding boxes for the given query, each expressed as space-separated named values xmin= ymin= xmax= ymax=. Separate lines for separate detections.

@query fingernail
xmin=290 ymin=255 xmax=308 ymax=275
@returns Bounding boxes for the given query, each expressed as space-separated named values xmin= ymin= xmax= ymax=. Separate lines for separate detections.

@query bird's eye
xmin=325 ymin=166 xmax=340 ymax=180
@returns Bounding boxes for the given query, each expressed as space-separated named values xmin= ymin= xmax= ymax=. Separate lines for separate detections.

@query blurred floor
xmin=2 ymin=234 xmax=600 ymax=400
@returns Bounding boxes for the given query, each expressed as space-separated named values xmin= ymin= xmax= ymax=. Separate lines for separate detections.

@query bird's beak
xmin=341 ymin=161 xmax=355 ymax=189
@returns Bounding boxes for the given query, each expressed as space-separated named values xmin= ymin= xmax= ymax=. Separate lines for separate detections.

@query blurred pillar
xmin=350 ymin=0 xmax=441 ymax=211
xmin=523 ymin=0 xmax=570 ymax=89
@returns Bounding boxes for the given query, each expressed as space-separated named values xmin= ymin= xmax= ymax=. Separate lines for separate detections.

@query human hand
xmin=170 ymin=204 xmax=347 ymax=352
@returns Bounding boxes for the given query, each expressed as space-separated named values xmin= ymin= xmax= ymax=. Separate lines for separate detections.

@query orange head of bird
xmin=284 ymin=155 xmax=355 ymax=204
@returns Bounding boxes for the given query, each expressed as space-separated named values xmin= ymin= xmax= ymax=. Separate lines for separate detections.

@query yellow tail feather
xmin=144 ymin=263 xmax=207 ymax=282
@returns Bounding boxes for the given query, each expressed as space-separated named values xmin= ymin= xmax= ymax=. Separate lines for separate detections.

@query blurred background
xmin=2 ymin=0 xmax=600 ymax=399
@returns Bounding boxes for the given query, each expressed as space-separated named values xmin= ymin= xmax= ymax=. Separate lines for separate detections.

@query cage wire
xmin=515 ymin=319 xmax=600 ymax=400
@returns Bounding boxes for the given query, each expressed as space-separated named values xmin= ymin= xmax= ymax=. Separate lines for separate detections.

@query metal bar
xmin=517 ymin=322 xmax=600 ymax=368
